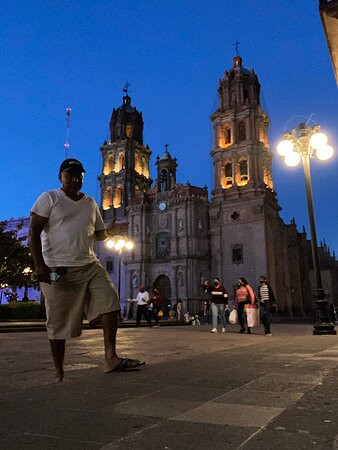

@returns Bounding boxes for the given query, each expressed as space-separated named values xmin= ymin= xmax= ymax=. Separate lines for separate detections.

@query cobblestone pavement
xmin=1 ymin=324 xmax=338 ymax=449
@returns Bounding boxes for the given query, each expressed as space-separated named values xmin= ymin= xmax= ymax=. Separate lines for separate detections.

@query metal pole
xmin=302 ymin=154 xmax=323 ymax=292
xmin=118 ymin=250 xmax=121 ymax=301
xmin=302 ymin=153 xmax=336 ymax=335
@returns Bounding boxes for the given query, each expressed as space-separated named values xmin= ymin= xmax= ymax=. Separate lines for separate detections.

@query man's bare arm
xmin=29 ymin=212 xmax=51 ymax=283
xmin=95 ymin=222 xmax=128 ymax=241
xmin=94 ymin=229 xmax=109 ymax=241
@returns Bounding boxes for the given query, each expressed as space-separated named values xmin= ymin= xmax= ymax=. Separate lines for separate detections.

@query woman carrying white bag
xmin=235 ymin=277 xmax=256 ymax=334
xmin=229 ymin=309 xmax=238 ymax=324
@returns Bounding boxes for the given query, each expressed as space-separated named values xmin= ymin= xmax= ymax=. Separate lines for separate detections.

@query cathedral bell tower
xmin=211 ymin=55 xmax=273 ymax=196
xmin=155 ymin=145 xmax=178 ymax=192
xmin=209 ymin=55 xmax=281 ymax=293
xmin=98 ymin=91 xmax=152 ymax=223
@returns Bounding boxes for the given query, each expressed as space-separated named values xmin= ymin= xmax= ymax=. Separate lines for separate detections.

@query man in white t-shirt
xmin=29 ymin=158 xmax=145 ymax=380
xmin=136 ymin=285 xmax=152 ymax=327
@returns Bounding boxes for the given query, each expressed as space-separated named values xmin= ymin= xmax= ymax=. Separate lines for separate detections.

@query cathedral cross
xmin=164 ymin=143 xmax=170 ymax=152
xmin=233 ymin=41 xmax=240 ymax=55
xmin=123 ymin=81 xmax=131 ymax=94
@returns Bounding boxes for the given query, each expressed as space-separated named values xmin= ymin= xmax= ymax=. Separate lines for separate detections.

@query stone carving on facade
xmin=178 ymin=218 xmax=184 ymax=231
xmin=197 ymin=219 xmax=203 ymax=230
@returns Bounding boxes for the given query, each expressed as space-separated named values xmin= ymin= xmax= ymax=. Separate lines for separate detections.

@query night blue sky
xmin=1 ymin=0 xmax=337 ymax=253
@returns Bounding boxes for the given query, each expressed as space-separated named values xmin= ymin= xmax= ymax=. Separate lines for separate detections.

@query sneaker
xmin=265 ymin=332 xmax=272 ymax=336
xmin=239 ymin=328 xmax=245 ymax=333
xmin=222 ymin=327 xmax=226 ymax=333
xmin=211 ymin=328 xmax=217 ymax=333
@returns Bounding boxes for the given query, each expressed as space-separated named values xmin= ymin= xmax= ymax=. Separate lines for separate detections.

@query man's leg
xmin=238 ymin=303 xmax=245 ymax=331
xmin=211 ymin=302 xmax=218 ymax=329
xmin=101 ymin=311 xmax=120 ymax=372
xmin=146 ymin=307 xmax=152 ymax=327
xmin=265 ymin=302 xmax=271 ymax=334
xmin=136 ymin=305 xmax=142 ymax=326
xmin=49 ymin=339 xmax=65 ymax=381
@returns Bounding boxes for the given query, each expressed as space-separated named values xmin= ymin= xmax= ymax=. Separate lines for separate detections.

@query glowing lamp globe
xmin=117 ymin=239 xmax=126 ymax=248
xmin=277 ymin=140 xmax=294 ymax=156
xmin=125 ymin=241 xmax=134 ymax=250
xmin=310 ymin=132 xmax=327 ymax=150
xmin=106 ymin=239 xmax=115 ymax=249
xmin=316 ymin=144 xmax=333 ymax=161
xmin=285 ymin=152 xmax=301 ymax=167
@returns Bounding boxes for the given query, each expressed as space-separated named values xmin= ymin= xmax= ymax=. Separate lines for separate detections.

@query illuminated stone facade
xmin=97 ymin=57 xmax=338 ymax=315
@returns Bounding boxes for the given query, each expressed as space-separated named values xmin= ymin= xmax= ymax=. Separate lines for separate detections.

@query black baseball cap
xmin=59 ymin=158 xmax=86 ymax=174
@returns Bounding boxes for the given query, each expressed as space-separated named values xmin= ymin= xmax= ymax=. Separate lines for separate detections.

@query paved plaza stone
xmin=1 ymin=324 xmax=338 ymax=449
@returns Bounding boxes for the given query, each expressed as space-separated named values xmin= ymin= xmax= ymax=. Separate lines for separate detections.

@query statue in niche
xmin=146 ymin=225 xmax=150 ymax=236
xmin=177 ymin=272 xmax=184 ymax=287
xmin=132 ymin=273 xmax=139 ymax=288
xmin=133 ymin=224 xmax=139 ymax=237
xmin=178 ymin=218 xmax=184 ymax=231
xmin=197 ymin=219 xmax=203 ymax=231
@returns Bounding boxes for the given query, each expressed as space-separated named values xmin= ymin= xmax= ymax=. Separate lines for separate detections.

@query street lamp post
xmin=277 ymin=123 xmax=336 ymax=335
xmin=106 ymin=236 xmax=134 ymax=305
xmin=22 ymin=267 xmax=33 ymax=302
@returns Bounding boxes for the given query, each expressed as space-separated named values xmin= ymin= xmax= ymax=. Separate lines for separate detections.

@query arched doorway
xmin=153 ymin=275 xmax=171 ymax=317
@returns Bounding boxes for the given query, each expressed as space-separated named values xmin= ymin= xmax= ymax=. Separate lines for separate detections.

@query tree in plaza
xmin=0 ymin=221 xmax=33 ymax=288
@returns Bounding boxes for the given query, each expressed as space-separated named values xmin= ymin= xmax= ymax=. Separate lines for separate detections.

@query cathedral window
xmin=232 ymin=245 xmax=243 ymax=265
xmin=220 ymin=125 xmax=232 ymax=147
xmin=108 ymin=156 xmax=114 ymax=173
xmin=238 ymin=122 xmax=246 ymax=141
xmin=160 ymin=169 xmax=168 ymax=192
xmin=103 ymin=187 xmax=112 ymax=210
xmin=113 ymin=186 xmax=123 ymax=208
xmin=135 ymin=153 xmax=141 ymax=174
xmin=244 ymin=88 xmax=249 ymax=103
xmin=155 ymin=232 xmax=170 ymax=259
xmin=225 ymin=163 xmax=233 ymax=186
xmin=239 ymin=160 xmax=249 ymax=182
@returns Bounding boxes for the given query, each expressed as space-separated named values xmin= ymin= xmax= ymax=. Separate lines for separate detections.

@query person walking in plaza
xmin=203 ymin=278 xmax=228 ymax=333
xmin=136 ymin=285 xmax=152 ymax=327
xmin=235 ymin=277 xmax=255 ymax=334
xmin=151 ymin=287 xmax=163 ymax=326
xmin=176 ymin=299 xmax=183 ymax=321
xmin=257 ymin=276 xmax=275 ymax=336
xmin=29 ymin=158 xmax=144 ymax=381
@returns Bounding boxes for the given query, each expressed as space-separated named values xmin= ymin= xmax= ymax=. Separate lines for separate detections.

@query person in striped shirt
xmin=257 ymin=276 xmax=276 ymax=336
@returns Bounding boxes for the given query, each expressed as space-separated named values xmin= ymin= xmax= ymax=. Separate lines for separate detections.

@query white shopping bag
xmin=246 ymin=306 xmax=260 ymax=327
xmin=229 ymin=309 xmax=238 ymax=324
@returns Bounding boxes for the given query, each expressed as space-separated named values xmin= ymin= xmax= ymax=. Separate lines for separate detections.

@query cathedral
xmin=96 ymin=55 xmax=338 ymax=315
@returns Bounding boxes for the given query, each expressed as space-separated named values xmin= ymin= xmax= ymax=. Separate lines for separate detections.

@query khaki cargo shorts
xmin=40 ymin=261 xmax=120 ymax=339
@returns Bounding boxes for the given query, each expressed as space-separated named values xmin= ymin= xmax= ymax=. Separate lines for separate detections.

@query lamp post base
xmin=313 ymin=323 xmax=337 ymax=335
xmin=312 ymin=297 xmax=337 ymax=335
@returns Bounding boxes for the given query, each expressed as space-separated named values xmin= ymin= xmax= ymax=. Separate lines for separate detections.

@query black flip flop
xmin=107 ymin=358 xmax=146 ymax=372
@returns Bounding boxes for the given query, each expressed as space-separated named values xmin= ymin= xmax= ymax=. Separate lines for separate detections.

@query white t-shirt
xmin=30 ymin=188 xmax=105 ymax=267
xmin=136 ymin=291 xmax=149 ymax=305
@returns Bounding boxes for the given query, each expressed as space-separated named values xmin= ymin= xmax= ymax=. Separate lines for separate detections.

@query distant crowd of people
xmin=123 ymin=285 xmax=184 ymax=328
xmin=202 ymin=276 xmax=275 ymax=336
xmin=122 ymin=275 xmax=277 ymax=336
